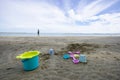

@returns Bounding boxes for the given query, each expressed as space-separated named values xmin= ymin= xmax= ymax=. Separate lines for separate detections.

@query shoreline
xmin=0 ymin=35 xmax=120 ymax=37
xmin=0 ymin=35 xmax=120 ymax=38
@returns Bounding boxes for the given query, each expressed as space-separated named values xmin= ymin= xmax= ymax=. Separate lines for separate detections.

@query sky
xmin=0 ymin=0 xmax=120 ymax=33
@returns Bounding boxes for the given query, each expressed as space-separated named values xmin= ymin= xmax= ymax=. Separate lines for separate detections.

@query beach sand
xmin=0 ymin=36 xmax=120 ymax=80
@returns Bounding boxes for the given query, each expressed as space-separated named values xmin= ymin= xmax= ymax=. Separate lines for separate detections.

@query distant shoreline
xmin=0 ymin=32 xmax=120 ymax=37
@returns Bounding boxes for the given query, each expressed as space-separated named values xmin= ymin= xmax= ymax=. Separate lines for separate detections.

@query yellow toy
xmin=16 ymin=51 xmax=40 ymax=59
xmin=74 ymin=54 xmax=80 ymax=58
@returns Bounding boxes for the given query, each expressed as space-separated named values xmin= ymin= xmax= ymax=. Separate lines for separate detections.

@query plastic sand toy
xmin=16 ymin=51 xmax=40 ymax=59
xmin=74 ymin=54 xmax=80 ymax=58
xmin=63 ymin=54 xmax=70 ymax=59
xmin=68 ymin=51 xmax=80 ymax=64
xmin=49 ymin=48 xmax=54 ymax=55
xmin=74 ymin=51 xmax=80 ymax=54
xmin=16 ymin=51 xmax=40 ymax=71
xmin=68 ymin=51 xmax=80 ymax=54
xmin=79 ymin=54 xmax=87 ymax=63
xmin=70 ymin=54 xmax=79 ymax=64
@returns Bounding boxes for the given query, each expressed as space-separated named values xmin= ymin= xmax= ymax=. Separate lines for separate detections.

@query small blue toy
xmin=63 ymin=54 xmax=70 ymax=59
xmin=49 ymin=48 xmax=54 ymax=55
xmin=79 ymin=54 xmax=87 ymax=63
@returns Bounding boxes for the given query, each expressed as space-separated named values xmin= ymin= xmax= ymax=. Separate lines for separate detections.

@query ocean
xmin=0 ymin=32 xmax=120 ymax=37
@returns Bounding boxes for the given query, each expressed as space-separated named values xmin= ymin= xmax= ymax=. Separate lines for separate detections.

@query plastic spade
xmin=70 ymin=54 xmax=79 ymax=64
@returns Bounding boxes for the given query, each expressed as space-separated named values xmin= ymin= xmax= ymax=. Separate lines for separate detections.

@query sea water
xmin=0 ymin=32 xmax=120 ymax=36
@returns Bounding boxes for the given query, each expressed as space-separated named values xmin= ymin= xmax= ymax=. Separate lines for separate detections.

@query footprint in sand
xmin=48 ymin=55 xmax=57 ymax=69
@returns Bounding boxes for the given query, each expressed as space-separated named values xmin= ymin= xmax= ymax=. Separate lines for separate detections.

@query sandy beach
xmin=0 ymin=36 xmax=120 ymax=80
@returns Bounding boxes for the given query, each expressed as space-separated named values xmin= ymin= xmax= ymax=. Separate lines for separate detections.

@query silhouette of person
xmin=37 ymin=29 xmax=39 ymax=36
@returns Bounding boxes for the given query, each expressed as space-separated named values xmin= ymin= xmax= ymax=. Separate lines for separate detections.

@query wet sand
xmin=0 ymin=36 xmax=120 ymax=80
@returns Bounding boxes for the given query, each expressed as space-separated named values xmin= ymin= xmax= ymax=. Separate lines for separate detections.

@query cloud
xmin=75 ymin=13 xmax=120 ymax=33
xmin=0 ymin=0 xmax=72 ymax=32
xmin=69 ymin=0 xmax=119 ymax=21
xmin=0 ymin=0 xmax=120 ymax=33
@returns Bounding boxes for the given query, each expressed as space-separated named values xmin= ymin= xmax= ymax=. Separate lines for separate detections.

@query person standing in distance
xmin=37 ymin=29 xmax=40 ymax=36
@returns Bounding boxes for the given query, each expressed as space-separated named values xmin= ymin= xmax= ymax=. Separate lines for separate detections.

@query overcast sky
xmin=0 ymin=0 xmax=120 ymax=33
